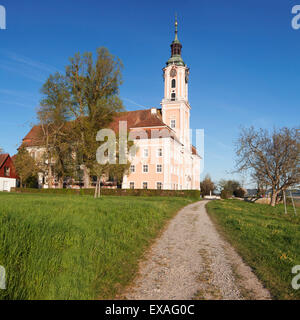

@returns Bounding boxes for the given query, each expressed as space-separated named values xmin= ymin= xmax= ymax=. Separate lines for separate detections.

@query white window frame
xmin=157 ymin=148 xmax=163 ymax=157
xmin=156 ymin=182 xmax=163 ymax=190
xmin=130 ymin=165 xmax=135 ymax=173
xmin=142 ymin=182 xmax=148 ymax=190
xmin=156 ymin=164 xmax=163 ymax=173
xmin=129 ymin=182 xmax=135 ymax=189
xmin=143 ymin=164 xmax=149 ymax=173
xmin=143 ymin=148 xmax=149 ymax=158
xmin=170 ymin=119 xmax=176 ymax=129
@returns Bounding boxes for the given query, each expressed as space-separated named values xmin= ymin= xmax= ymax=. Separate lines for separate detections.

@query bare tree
xmin=236 ymin=127 xmax=300 ymax=207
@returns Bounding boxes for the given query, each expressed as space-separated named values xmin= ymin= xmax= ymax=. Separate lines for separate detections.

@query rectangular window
xmin=143 ymin=148 xmax=149 ymax=157
xmin=130 ymin=182 xmax=134 ymax=189
xmin=143 ymin=182 xmax=148 ymax=190
xmin=4 ymin=166 xmax=10 ymax=177
xmin=143 ymin=165 xmax=149 ymax=173
xmin=157 ymin=182 xmax=163 ymax=190
xmin=157 ymin=148 xmax=163 ymax=157
xmin=170 ymin=119 xmax=176 ymax=129
xmin=156 ymin=164 xmax=163 ymax=173
xmin=130 ymin=165 xmax=135 ymax=173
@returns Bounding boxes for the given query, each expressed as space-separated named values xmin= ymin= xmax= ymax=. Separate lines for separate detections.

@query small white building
xmin=0 ymin=154 xmax=17 ymax=192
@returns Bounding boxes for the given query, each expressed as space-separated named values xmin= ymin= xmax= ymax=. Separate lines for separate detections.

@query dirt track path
xmin=123 ymin=201 xmax=271 ymax=300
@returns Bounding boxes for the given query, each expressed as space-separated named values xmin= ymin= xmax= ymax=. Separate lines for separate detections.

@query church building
xmin=21 ymin=18 xmax=201 ymax=190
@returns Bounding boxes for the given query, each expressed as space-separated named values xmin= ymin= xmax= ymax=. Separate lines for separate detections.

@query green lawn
xmin=206 ymin=200 xmax=300 ymax=300
xmin=0 ymin=192 xmax=195 ymax=300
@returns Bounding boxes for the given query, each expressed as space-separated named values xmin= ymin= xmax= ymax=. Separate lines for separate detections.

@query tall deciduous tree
xmin=235 ymin=127 xmax=300 ymax=207
xmin=200 ymin=174 xmax=215 ymax=197
xmin=14 ymin=146 xmax=38 ymax=188
xmin=37 ymin=48 xmax=125 ymax=191
xmin=38 ymin=73 xmax=71 ymax=188
xmin=65 ymin=47 xmax=124 ymax=188
xmin=218 ymin=179 xmax=241 ymax=194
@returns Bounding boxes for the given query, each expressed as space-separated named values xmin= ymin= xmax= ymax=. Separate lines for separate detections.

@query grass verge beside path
xmin=206 ymin=200 xmax=300 ymax=300
xmin=0 ymin=193 xmax=196 ymax=300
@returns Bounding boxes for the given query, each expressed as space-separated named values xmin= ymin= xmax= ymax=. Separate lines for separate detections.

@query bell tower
xmin=161 ymin=16 xmax=191 ymax=149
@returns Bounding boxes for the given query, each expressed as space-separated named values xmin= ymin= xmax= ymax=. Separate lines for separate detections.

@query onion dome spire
xmin=167 ymin=14 xmax=185 ymax=66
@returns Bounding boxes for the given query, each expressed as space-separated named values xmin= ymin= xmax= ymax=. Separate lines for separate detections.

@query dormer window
xmin=171 ymin=79 xmax=176 ymax=88
xmin=171 ymin=93 xmax=176 ymax=101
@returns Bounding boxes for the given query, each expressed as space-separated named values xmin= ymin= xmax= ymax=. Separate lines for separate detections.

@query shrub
xmin=233 ymin=188 xmax=246 ymax=198
xmin=221 ymin=190 xmax=232 ymax=199
xmin=11 ymin=188 xmax=201 ymax=199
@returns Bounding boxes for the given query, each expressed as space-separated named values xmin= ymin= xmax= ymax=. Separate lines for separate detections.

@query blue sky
xmin=0 ymin=0 xmax=299 ymax=186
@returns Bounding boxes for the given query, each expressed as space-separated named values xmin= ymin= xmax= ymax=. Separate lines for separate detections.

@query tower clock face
xmin=170 ymin=68 xmax=177 ymax=78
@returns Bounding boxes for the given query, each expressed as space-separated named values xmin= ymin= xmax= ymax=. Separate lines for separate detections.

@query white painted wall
xmin=0 ymin=178 xmax=16 ymax=192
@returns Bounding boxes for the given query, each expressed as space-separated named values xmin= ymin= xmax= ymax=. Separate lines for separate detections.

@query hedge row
xmin=11 ymin=188 xmax=201 ymax=198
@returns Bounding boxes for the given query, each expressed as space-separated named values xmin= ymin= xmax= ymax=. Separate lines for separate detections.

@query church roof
xmin=21 ymin=108 xmax=199 ymax=156
xmin=22 ymin=108 xmax=178 ymax=146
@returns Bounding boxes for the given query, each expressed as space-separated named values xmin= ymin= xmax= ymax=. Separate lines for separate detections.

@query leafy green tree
xmin=200 ymin=174 xmax=215 ymax=197
xmin=38 ymin=47 xmax=125 ymax=192
xmin=14 ymin=146 xmax=38 ymax=188
xmin=219 ymin=179 xmax=241 ymax=196
xmin=38 ymin=73 xmax=71 ymax=188
xmin=65 ymin=47 xmax=124 ymax=188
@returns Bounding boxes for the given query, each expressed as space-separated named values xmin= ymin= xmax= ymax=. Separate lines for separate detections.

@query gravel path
xmin=123 ymin=201 xmax=271 ymax=300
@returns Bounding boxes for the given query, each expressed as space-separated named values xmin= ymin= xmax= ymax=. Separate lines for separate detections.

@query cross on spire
xmin=174 ymin=13 xmax=178 ymax=41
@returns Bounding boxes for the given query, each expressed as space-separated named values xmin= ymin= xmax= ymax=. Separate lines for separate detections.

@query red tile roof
xmin=108 ymin=109 xmax=166 ymax=131
xmin=192 ymin=146 xmax=199 ymax=156
xmin=21 ymin=108 xmax=199 ymax=155
xmin=0 ymin=154 xmax=9 ymax=168
xmin=22 ymin=125 xmax=44 ymax=147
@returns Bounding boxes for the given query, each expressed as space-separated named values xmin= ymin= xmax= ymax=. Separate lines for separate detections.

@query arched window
xmin=171 ymin=79 xmax=176 ymax=88
xmin=171 ymin=93 xmax=176 ymax=101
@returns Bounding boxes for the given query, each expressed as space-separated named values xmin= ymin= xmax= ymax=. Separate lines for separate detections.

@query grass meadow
xmin=206 ymin=200 xmax=300 ymax=300
xmin=0 ymin=192 xmax=195 ymax=300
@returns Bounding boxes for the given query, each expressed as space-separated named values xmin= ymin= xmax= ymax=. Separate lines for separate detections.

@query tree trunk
xmin=94 ymin=177 xmax=99 ymax=199
xmin=98 ymin=180 xmax=101 ymax=198
xmin=48 ymin=165 xmax=53 ymax=189
xmin=270 ymin=189 xmax=278 ymax=207
xmin=58 ymin=177 xmax=64 ymax=189
xmin=82 ymin=165 xmax=90 ymax=188
xmin=276 ymin=193 xmax=281 ymax=205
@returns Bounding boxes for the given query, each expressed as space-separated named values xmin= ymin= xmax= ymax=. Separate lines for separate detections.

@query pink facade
xmin=122 ymin=19 xmax=201 ymax=190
